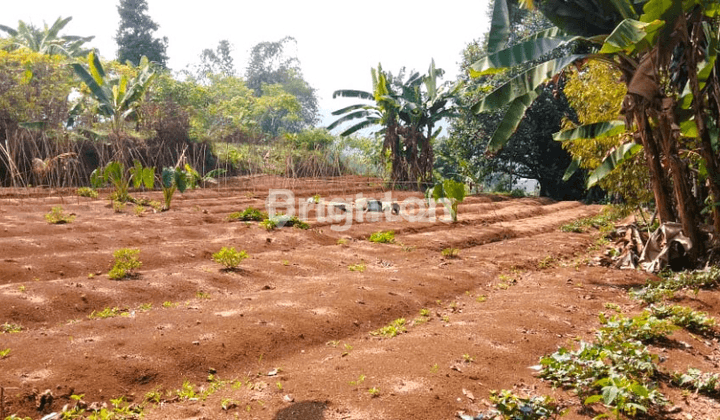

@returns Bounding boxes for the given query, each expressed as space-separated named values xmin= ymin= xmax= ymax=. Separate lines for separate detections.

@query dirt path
xmin=1 ymin=177 xmax=718 ymax=419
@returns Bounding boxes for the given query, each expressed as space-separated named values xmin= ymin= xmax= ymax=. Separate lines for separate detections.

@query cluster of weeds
xmin=76 ymin=187 xmax=98 ymax=198
xmin=630 ymin=267 xmax=720 ymax=304
xmin=672 ymin=368 xmax=720 ymax=395
xmin=88 ymin=307 xmax=129 ymax=320
xmin=649 ymin=304 xmax=716 ymax=334
xmin=45 ymin=206 xmax=76 ymax=224
xmin=348 ymin=262 xmax=366 ymax=272
xmin=1 ymin=322 xmax=23 ymax=333
xmin=369 ymin=230 xmax=395 ymax=244
xmin=560 ymin=206 xmax=628 ymax=234
xmin=464 ymin=389 xmax=566 ymax=420
xmin=212 ymin=247 xmax=249 ymax=270
xmin=596 ymin=311 xmax=677 ymax=343
xmin=108 ymin=248 xmax=142 ymax=280
xmin=441 ymin=247 xmax=460 ymax=258
xmin=227 ymin=207 xmax=267 ymax=222
xmin=260 ymin=215 xmax=309 ymax=230
xmin=538 ymin=308 xmax=674 ymax=417
xmin=370 ymin=318 xmax=406 ymax=338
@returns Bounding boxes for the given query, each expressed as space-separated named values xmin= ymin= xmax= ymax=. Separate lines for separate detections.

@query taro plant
xmin=129 ymin=159 xmax=155 ymax=191
xmin=45 ymin=206 xmax=75 ymax=224
xmin=212 ymin=247 xmax=248 ymax=270
xmin=426 ymin=178 xmax=466 ymax=222
xmin=91 ymin=161 xmax=131 ymax=202
xmin=161 ymin=166 xmax=189 ymax=210
xmin=108 ymin=248 xmax=142 ymax=280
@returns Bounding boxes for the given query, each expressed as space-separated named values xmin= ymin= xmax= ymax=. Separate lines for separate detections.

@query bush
xmin=108 ymin=248 xmax=142 ymax=280
xmin=212 ymin=247 xmax=248 ymax=269
xmin=45 ymin=206 xmax=75 ymax=224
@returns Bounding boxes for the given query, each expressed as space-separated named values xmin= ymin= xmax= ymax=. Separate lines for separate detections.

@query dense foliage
xmin=115 ymin=0 xmax=168 ymax=67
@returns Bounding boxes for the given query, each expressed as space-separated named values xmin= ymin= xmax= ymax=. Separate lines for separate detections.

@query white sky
xmin=3 ymin=0 xmax=491 ymax=127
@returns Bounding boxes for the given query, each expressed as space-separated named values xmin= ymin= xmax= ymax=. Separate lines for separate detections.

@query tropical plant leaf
xmin=488 ymin=0 xmax=511 ymax=53
xmin=587 ymin=142 xmax=642 ymax=187
xmin=599 ymin=19 xmax=664 ymax=54
xmin=471 ymin=27 xmax=574 ymax=76
xmin=486 ymin=90 xmax=539 ymax=154
xmin=553 ymin=120 xmax=627 ymax=142
xmin=562 ymin=158 xmax=581 ymax=181
xmin=332 ymin=89 xmax=374 ymax=100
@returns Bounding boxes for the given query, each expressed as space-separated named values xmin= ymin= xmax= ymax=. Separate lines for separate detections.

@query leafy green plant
xmin=161 ymin=166 xmax=189 ymax=210
xmin=650 ymin=304 xmax=716 ymax=334
xmin=369 ymin=230 xmax=395 ymax=244
xmin=162 ymin=301 xmax=177 ymax=308
xmin=368 ymin=387 xmax=380 ymax=397
xmin=108 ymin=248 xmax=142 ymax=280
xmin=76 ymin=187 xmax=98 ymax=198
xmin=426 ymin=178 xmax=466 ymax=222
xmin=92 ymin=161 xmax=131 ymax=203
xmin=349 ymin=374 xmax=366 ymax=386
xmin=212 ymin=247 xmax=248 ymax=270
xmin=597 ymin=311 xmax=677 ymax=344
xmin=0 ymin=348 xmax=10 ymax=358
xmin=370 ymin=318 xmax=406 ymax=338
xmin=584 ymin=375 xmax=666 ymax=419
xmin=672 ymin=368 xmax=720 ymax=394
xmin=466 ymin=389 xmax=565 ymax=420
xmin=129 ymin=159 xmax=155 ymax=190
xmin=1 ymin=322 xmax=23 ymax=333
xmin=441 ymin=247 xmax=460 ymax=258
xmin=227 ymin=207 xmax=267 ymax=222
xmin=88 ymin=307 xmax=127 ymax=319
xmin=45 ymin=206 xmax=75 ymax=224
xmin=348 ymin=262 xmax=366 ymax=272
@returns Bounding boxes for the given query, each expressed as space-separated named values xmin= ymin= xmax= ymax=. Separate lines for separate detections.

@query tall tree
xmin=0 ymin=16 xmax=94 ymax=58
xmin=245 ymin=37 xmax=318 ymax=132
xmin=115 ymin=0 xmax=168 ymax=67
xmin=475 ymin=0 xmax=720 ymax=260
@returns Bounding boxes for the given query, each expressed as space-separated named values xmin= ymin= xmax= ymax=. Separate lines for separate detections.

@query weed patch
xmin=370 ymin=318 xmax=406 ymax=338
xmin=369 ymin=230 xmax=395 ymax=244
xmin=45 ymin=206 xmax=75 ymax=224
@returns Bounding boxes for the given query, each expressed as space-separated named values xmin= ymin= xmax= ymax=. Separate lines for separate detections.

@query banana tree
xmin=0 ymin=16 xmax=94 ymax=58
xmin=71 ymin=50 xmax=157 ymax=140
xmin=474 ymin=0 xmax=720 ymax=260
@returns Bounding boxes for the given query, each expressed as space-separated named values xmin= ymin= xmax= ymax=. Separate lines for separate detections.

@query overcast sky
xmin=3 ymin=0 xmax=491 ymax=126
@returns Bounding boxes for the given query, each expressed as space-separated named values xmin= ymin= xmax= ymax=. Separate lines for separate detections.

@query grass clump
xmin=76 ymin=187 xmax=98 ymax=198
xmin=227 ymin=207 xmax=267 ymax=222
xmin=370 ymin=318 xmax=406 ymax=338
xmin=45 ymin=206 xmax=75 ymax=224
xmin=369 ymin=230 xmax=395 ymax=244
xmin=560 ymin=206 xmax=627 ymax=233
xmin=212 ymin=247 xmax=248 ymax=270
xmin=108 ymin=248 xmax=142 ymax=280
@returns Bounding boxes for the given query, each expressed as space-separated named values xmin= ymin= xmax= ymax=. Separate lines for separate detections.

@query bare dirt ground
xmin=1 ymin=175 xmax=719 ymax=420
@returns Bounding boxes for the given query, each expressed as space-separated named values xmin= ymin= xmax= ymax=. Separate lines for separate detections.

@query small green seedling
xmin=369 ymin=230 xmax=395 ymax=244
xmin=162 ymin=301 xmax=177 ymax=308
xmin=368 ymin=387 xmax=380 ymax=397
xmin=441 ymin=247 xmax=460 ymax=258
xmin=45 ymin=206 xmax=75 ymax=224
xmin=108 ymin=248 xmax=142 ymax=280
xmin=0 ymin=348 xmax=10 ymax=358
xmin=426 ymin=178 xmax=466 ymax=222
xmin=370 ymin=318 xmax=406 ymax=338
xmin=348 ymin=262 xmax=366 ymax=272
xmin=228 ymin=207 xmax=267 ymax=222
xmin=212 ymin=247 xmax=249 ymax=270
xmin=349 ymin=374 xmax=366 ymax=386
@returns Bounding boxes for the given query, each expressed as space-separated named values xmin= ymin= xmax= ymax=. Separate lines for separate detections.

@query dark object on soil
xmin=274 ymin=400 xmax=327 ymax=420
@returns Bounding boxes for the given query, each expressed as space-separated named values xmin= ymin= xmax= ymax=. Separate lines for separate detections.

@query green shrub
xmin=45 ymin=206 xmax=75 ymax=224
xmin=76 ymin=187 xmax=98 ymax=198
xmin=212 ymin=247 xmax=248 ymax=269
xmin=108 ymin=248 xmax=142 ymax=280
xmin=228 ymin=207 xmax=267 ymax=222
xmin=369 ymin=230 xmax=395 ymax=244
xmin=261 ymin=215 xmax=309 ymax=230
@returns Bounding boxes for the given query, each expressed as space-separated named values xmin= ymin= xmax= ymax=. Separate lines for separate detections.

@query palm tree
xmin=0 ymin=16 xmax=94 ymax=58
xmin=474 ymin=0 xmax=720 ymax=261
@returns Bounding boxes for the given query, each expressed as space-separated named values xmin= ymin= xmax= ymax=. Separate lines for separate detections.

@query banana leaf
xmin=587 ymin=142 xmax=642 ymax=187
xmin=553 ymin=120 xmax=627 ymax=142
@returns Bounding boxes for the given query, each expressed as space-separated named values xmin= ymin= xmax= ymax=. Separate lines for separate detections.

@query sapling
xmin=212 ymin=247 xmax=249 ymax=270
xmin=426 ymin=178 xmax=467 ymax=222
xmin=161 ymin=166 xmax=189 ymax=210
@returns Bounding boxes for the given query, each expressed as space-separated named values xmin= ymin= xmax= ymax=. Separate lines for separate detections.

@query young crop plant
xmin=650 ymin=304 xmax=717 ymax=334
xmin=672 ymin=368 xmax=720 ymax=394
xmin=597 ymin=311 xmax=677 ymax=344
xmin=88 ymin=307 xmax=127 ymax=319
xmin=76 ymin=187 xmax=98 ymax=198
xmin=0 ymin=348 xmax=10 ymax=358
xmin=45 ymin=206 xmax=75 ymax=224
xmin=261 ymin=215 xmax=310 ymax=230
xmin=129 ymin=159 xmax=155 ymax=190
xmin=108 ymin=248 xmax=142 ymax=280
xmin=227 ymin=207 xmax=267 ymax=222
xmin=1 ymin=322 xmax=23 ymax=333
xmin=348 ymin=262 xmax=366 ymax=272
xmin=369 ymin=230 xmax=395 ymax=244
xmin=161 ymin=166 xmax=189 ymax=210
xmin=212 ymin=247 xmax=248 ymax=270
xmin=464 ymin=389 xmax=566 ymax=420
xmin=426 ymin=178 xmax=467 ymax=222
xmin=441 ymin=247 xmax=460 ymax=258
xmin=370 ymin=318 xmax=406 ymax=338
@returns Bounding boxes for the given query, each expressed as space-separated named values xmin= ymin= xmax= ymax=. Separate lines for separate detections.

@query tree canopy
xmin=115 ymin=0 xmax=168 ymax=67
